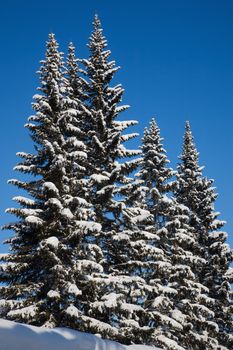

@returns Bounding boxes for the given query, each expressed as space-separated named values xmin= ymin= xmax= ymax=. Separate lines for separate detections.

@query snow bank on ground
xmin=0 ymin=319 xmax=161 ymax=350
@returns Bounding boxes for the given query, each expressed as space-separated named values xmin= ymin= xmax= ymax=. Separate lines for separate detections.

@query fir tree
xmin=63 ymin=42 xmax=88 ymax=139
xmin=135 ymin=119 xmax=183 ymax=349
xmin=78 ymin=15 xmax=158 ymax=342
xmin=0 ymin=34 xmax=105 ymax=333
xmin=137 ymin=118 xmax=175 ymax=218
xmin=162 ymin=200 xmax=221 ymax=350
xmin=175 ymin=121 xmax=233 ymax=348
xmin=81 ymin=14 xmax=141 ymax=216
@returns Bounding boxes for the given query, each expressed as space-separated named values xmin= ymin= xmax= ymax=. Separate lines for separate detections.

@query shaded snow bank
xmin=0 ymin=319 xmax=161 ymax=350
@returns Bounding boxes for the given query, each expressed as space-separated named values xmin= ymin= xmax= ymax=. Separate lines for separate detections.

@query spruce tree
xmin=137 ymin=118 xmax=175 ymax=221
xmin=77 ymin=15 xmax=159 ymax=343
xmin=0 ymin=34 xmax=106 ymax=333
xmin=135 ymin=119 xmax=184 ymax=349
xmin=81 ymin=14 xmax=141 ymax=216
xmin=175 ymin=121 xmax=233 ymax=348
xmin=162 ymin=200 xmax=221 ymax=350
xmin=63 ymin=42 xmax=87 ymax=137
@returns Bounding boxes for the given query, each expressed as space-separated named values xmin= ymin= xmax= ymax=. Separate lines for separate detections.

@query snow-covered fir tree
xmin=0 ymin=34 xmax=106 ymax=333
xmin=161 ymin=200 xmax=221 ymax=350
xmin=81 ymin=14 xmax=141 ymax=215
xmin=76 ymin=15 xmax=161 ymax=343
xmin=64 ymin=42 xmax=88 ymax=137
xmin=137 ymin=118 xmax=175 ymax=219
xmin=174 ymin=121 xmax=233 ymax=349
xmin=131 ymin=119 xmax=181 ymax=348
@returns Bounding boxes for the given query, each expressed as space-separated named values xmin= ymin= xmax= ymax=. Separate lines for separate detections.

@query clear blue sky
xmin=0 ymin=0 xmax=232 ymax=252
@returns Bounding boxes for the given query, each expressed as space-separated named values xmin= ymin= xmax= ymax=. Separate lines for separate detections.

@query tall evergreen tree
xmin=63 ymin=42 xmax=87 ymax=137
xmin=81 ymin=15 xmax=141 ymax=220
xmin=162 ymin=200 xmax=220 ymax=350
xmin=175 ymin=121 xmax=233 ymax=348
xmin=0 ymin=34 xmax=106 ymax=333
xmin=135 ymin=119 xmax=184 ymax=349
xmin=77 ymin=15 xmax=159 ymax=342
xmin=137 ymin=118 xmax=175 ymax=218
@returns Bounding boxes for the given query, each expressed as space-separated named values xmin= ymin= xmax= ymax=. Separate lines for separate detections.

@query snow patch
xmin=60 ymin=208 xmax=74 ymax=219
xmin=47 ymin=290 xmax=60 ymax=299
xmin=25 ymin=216 xmax=44 ymax=226
xmin=76 ymin=221 xmax=102 ymax=233
xmin=41 ymin=236 xmax=59 ymax=249
xmin=68 ymin=284 xmax=82 ymax=296
xmin=43 ymin=182 xmax=59 ymax=195
xmin=0 ymin=318 xmax=161 ymax=350
xmin=90 ymin=174 xmax=109 ymax=183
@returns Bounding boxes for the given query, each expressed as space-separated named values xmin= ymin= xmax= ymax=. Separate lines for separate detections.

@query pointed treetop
xmin=184 ymin=120 xmax=193 ymax=140
xmin=142 ymin=117 xmax=164 ymax=147
xmin=46 ymin=33 xmax=58 ymax=49
xmin=180 ymin=120 xmax=199 ymax=165
xmin=149 ymin=117 xmax=159 ymax=130
xmin=184 ymin=120 xmax=194 ymax=146
xmin=67 ymin=42 xmax=79 ymax=75
xmin=67 ymin=42 xmax=77 ymax=64
xmin=42 ymin=32 xmax=62 ymax=65
xmin=68 ymin=41 xmax=75 ymax=50
xmin=34 ymin=32 xmax=64 ymax=117
xmin=139 ymin=117 xmax=174 ymax=195
xmin=48 ymin=32 xmax=56 ymax=40
xmin=143 ymin=117 xmax=156 ymax=134
xmin=93 ymin=14 xmax=101 ymax=28
xmin=183 ymin=120 xmax=195 ymax=146
xmin=65 ymin=41 xmax=86 ymax=102
xmin=185 ymin=119 xmax=191 ymax=130
xmin=149 ymin=117 xmax=161 ymax=136
xmin=176 ymin=121 xmax=205 ymax=212
xmin=88 ymin=14 xmax=107 ymax=52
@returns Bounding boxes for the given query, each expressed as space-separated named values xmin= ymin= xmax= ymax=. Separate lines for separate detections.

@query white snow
xmin=25 ymin=216 xmax=44 ymax=226
xmin=75 ymin=259 xmax=103 ymax=273
xmin=68 ymin=284 xmax=82 ymax=296
xmin=93 ymin=293 xmax=119 ymax=311
xmin=7 ymin=306 xmax=37 ymax=319
xmin=47 ymin=290 xmax=60 ymax=299
xmin=90 ymin=174 xmax=109 ymax=183
xmin=41 ymin=236 xmax=59 ymax=249
xmin=70 ymin=150 xmax=87 ymax=159
xmin=43 ymin=182 xmax=59 ymax=195
xmin=131 ymin=209 xmax=151 ymax=224
xmin=60 ymin=208 xmax=74 ymax=219
xmin=66 ymin=305 xmax=80 ymax=318
xmin=225 ymin=267 xmax=233 ymax=279
xmin=76 ymin=221 xmax=102 ymax=233
xmin=120 ymin=303 xmax=143 ymax=313
xmin=12 ymin=196 xmax=36 ymax=206
xmin=67 ymin=138 xmax=85 ymax=149
xmin=46 ymin=198 xmax=63 ymax=209
xmin=64 ymin=196 xmax=90 ymax=207
xmin=0 ymin=319 xmax=162 ymax=350
xmin=114 ymin=120 xmax=138 ymax=131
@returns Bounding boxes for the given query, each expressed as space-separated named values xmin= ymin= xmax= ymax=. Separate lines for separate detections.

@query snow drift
xmin=0 ymin=318 xmax=160 ymax=350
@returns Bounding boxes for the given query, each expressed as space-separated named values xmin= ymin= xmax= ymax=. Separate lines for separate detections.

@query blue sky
xmin=0 ymin=0 xmax=232 ymax=252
